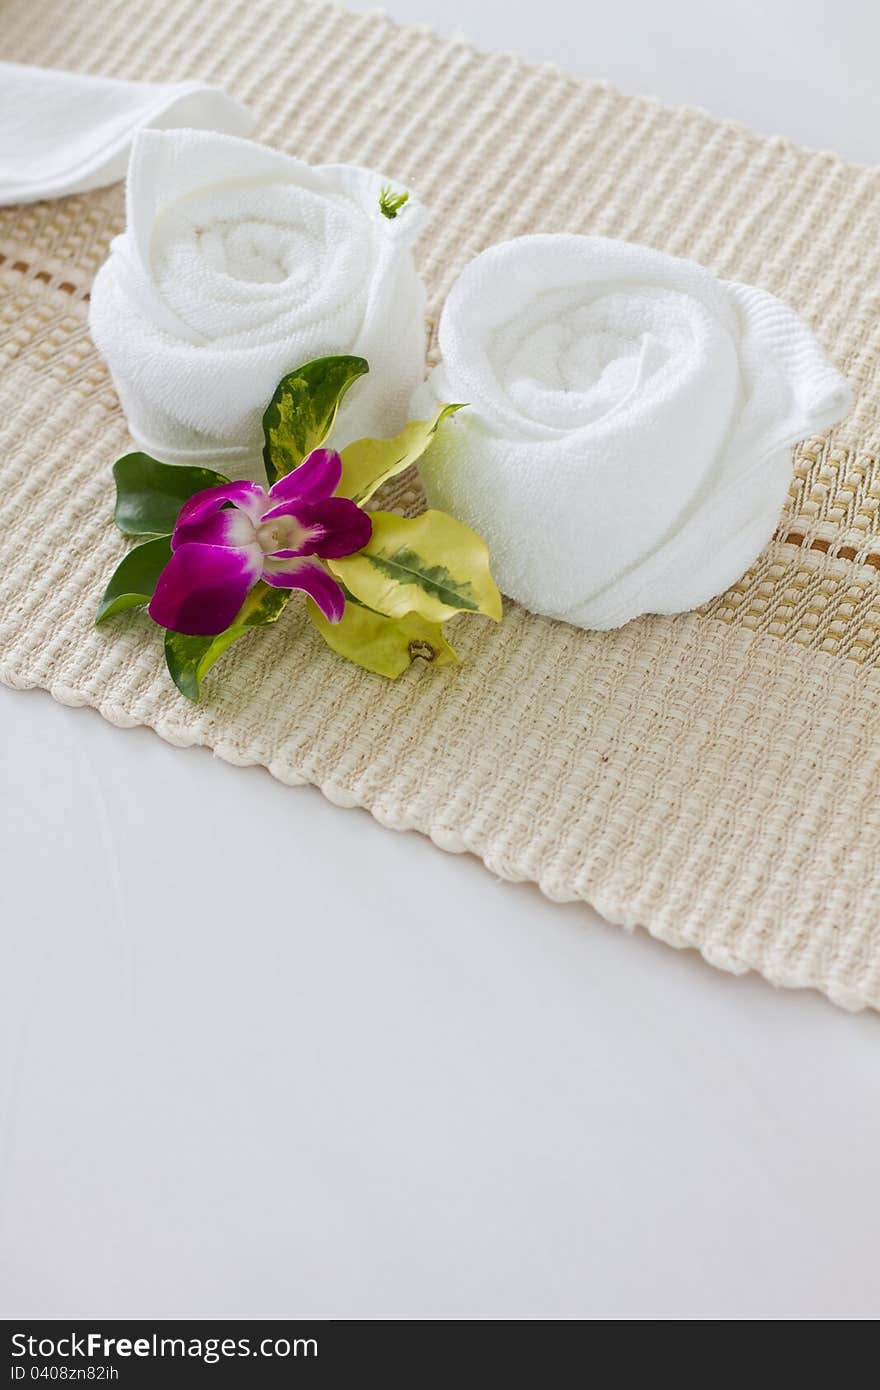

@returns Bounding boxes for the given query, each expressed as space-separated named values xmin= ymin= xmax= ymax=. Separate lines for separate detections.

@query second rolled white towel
xmin=89 ymin=129 xmax=429 ymax=475
xmin=413 ymin=235 xmax=851 ymax=630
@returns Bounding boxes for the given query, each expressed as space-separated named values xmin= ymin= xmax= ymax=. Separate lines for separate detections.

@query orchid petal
xmin=262 ymin=556 xmax=345 ymax=622
xmin=173 ymin=505 xmax=258 ymax=552
xmin=258 ymin=496 xmax=371 ymax=559
xmin=259 ymin=498 xmax=315 ymax=525
xmin=268 ymin=448 xmax=342 ymax=505
xmin=176 ymin=481 xmax=267 ymax=529
xmin=308 ymin=497 xmax=372 ymax=559
xmin=148 ymin=542 xmax=263 ymax=636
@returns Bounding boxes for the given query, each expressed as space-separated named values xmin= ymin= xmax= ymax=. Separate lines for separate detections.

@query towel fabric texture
xmin=415 ymin=235 xmax=851 ymax=629
xmin=0 ymin=62 xmax=252 ymax=205
xmin=89 ymin=128 xmax=429 ymax=474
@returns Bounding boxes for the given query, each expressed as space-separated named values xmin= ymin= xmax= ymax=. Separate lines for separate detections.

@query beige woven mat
xmin=2 ymin=0 xmax=880 ymax=1010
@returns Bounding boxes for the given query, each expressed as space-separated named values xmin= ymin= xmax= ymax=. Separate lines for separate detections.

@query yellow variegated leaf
xmin=328 ymin=510 xmax=502 ymax=624
xmin=261 ymin=355 xmax=368 ymax=483
xmin=337 ymin=404 xmax=465 ymax=505
xmin=307 ymin=597 xmax=458 ymax=678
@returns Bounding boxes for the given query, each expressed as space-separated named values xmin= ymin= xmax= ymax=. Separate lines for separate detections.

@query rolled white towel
xmin=413 ymin=235 xmax=851 ymax=629
xmin=0 ymin=63 xmax=252 ymax=205
xmin=89 ymin=129 xmax=428 ymax=475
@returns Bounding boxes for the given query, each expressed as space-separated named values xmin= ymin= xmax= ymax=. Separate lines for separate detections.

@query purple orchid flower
xmin=148 ymin=448 xmax=370 ymax=636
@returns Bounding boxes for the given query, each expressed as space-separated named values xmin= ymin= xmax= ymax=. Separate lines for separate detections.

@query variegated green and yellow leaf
xmin=307 ymin=594 xmax=458 ymax=678
xmin=261 ymin=355 xmax=368 ymax=484
xmin=328 ymin=510 xmax=502 ymax=624
xmin=164 ymin=582 xmax=292 ymax=701
xmin=337 ymin=404 xmax=465 ymax=505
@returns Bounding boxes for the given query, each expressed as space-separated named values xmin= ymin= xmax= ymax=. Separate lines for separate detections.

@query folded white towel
xmin=89 ymin=129 xmax=428 ymax=475
xmin=0 ymin=63 xmax=252 ymax=205
xmin=414 ymin=235 xmax=851 ymax=629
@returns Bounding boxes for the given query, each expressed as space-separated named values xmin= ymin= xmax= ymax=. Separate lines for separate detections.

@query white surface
xmin=2 ymin=0 xmax=880 ymax=1322
xmin=360 ymin=0 xmax=880 ymax=167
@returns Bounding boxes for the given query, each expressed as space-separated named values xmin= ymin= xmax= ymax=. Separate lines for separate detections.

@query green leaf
xmin=163 ymin=582 xmax=292 ymax=701
xmin=328 ymin=510 xmax=503 ymax=625
xmin=95 ymin=535 xmax=172 ymax=624
xmin=113 ymin=453 xmax=230 ymax=537
xmin=261 ymin=356 xmax=369 ymax=484
xmin=378 ymin=185 xmax=410 ymax=220
xmin=307 ymin=595 xmax=458 ymax=678
xmin=337 ymin=404 xmax=465 ymax=505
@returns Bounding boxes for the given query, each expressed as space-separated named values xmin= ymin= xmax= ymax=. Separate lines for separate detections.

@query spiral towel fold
xmin=0 ymin=63 xmax=252 ymax=205
xmin=414 ymin=235 xmax=851 ymax=629
xmin=89 ymin=128 xmax=428 ymax=475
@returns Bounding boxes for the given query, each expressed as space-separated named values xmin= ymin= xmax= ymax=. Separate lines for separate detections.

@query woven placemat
xmin=2 ymin=0 xmax=880 ymax=1010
